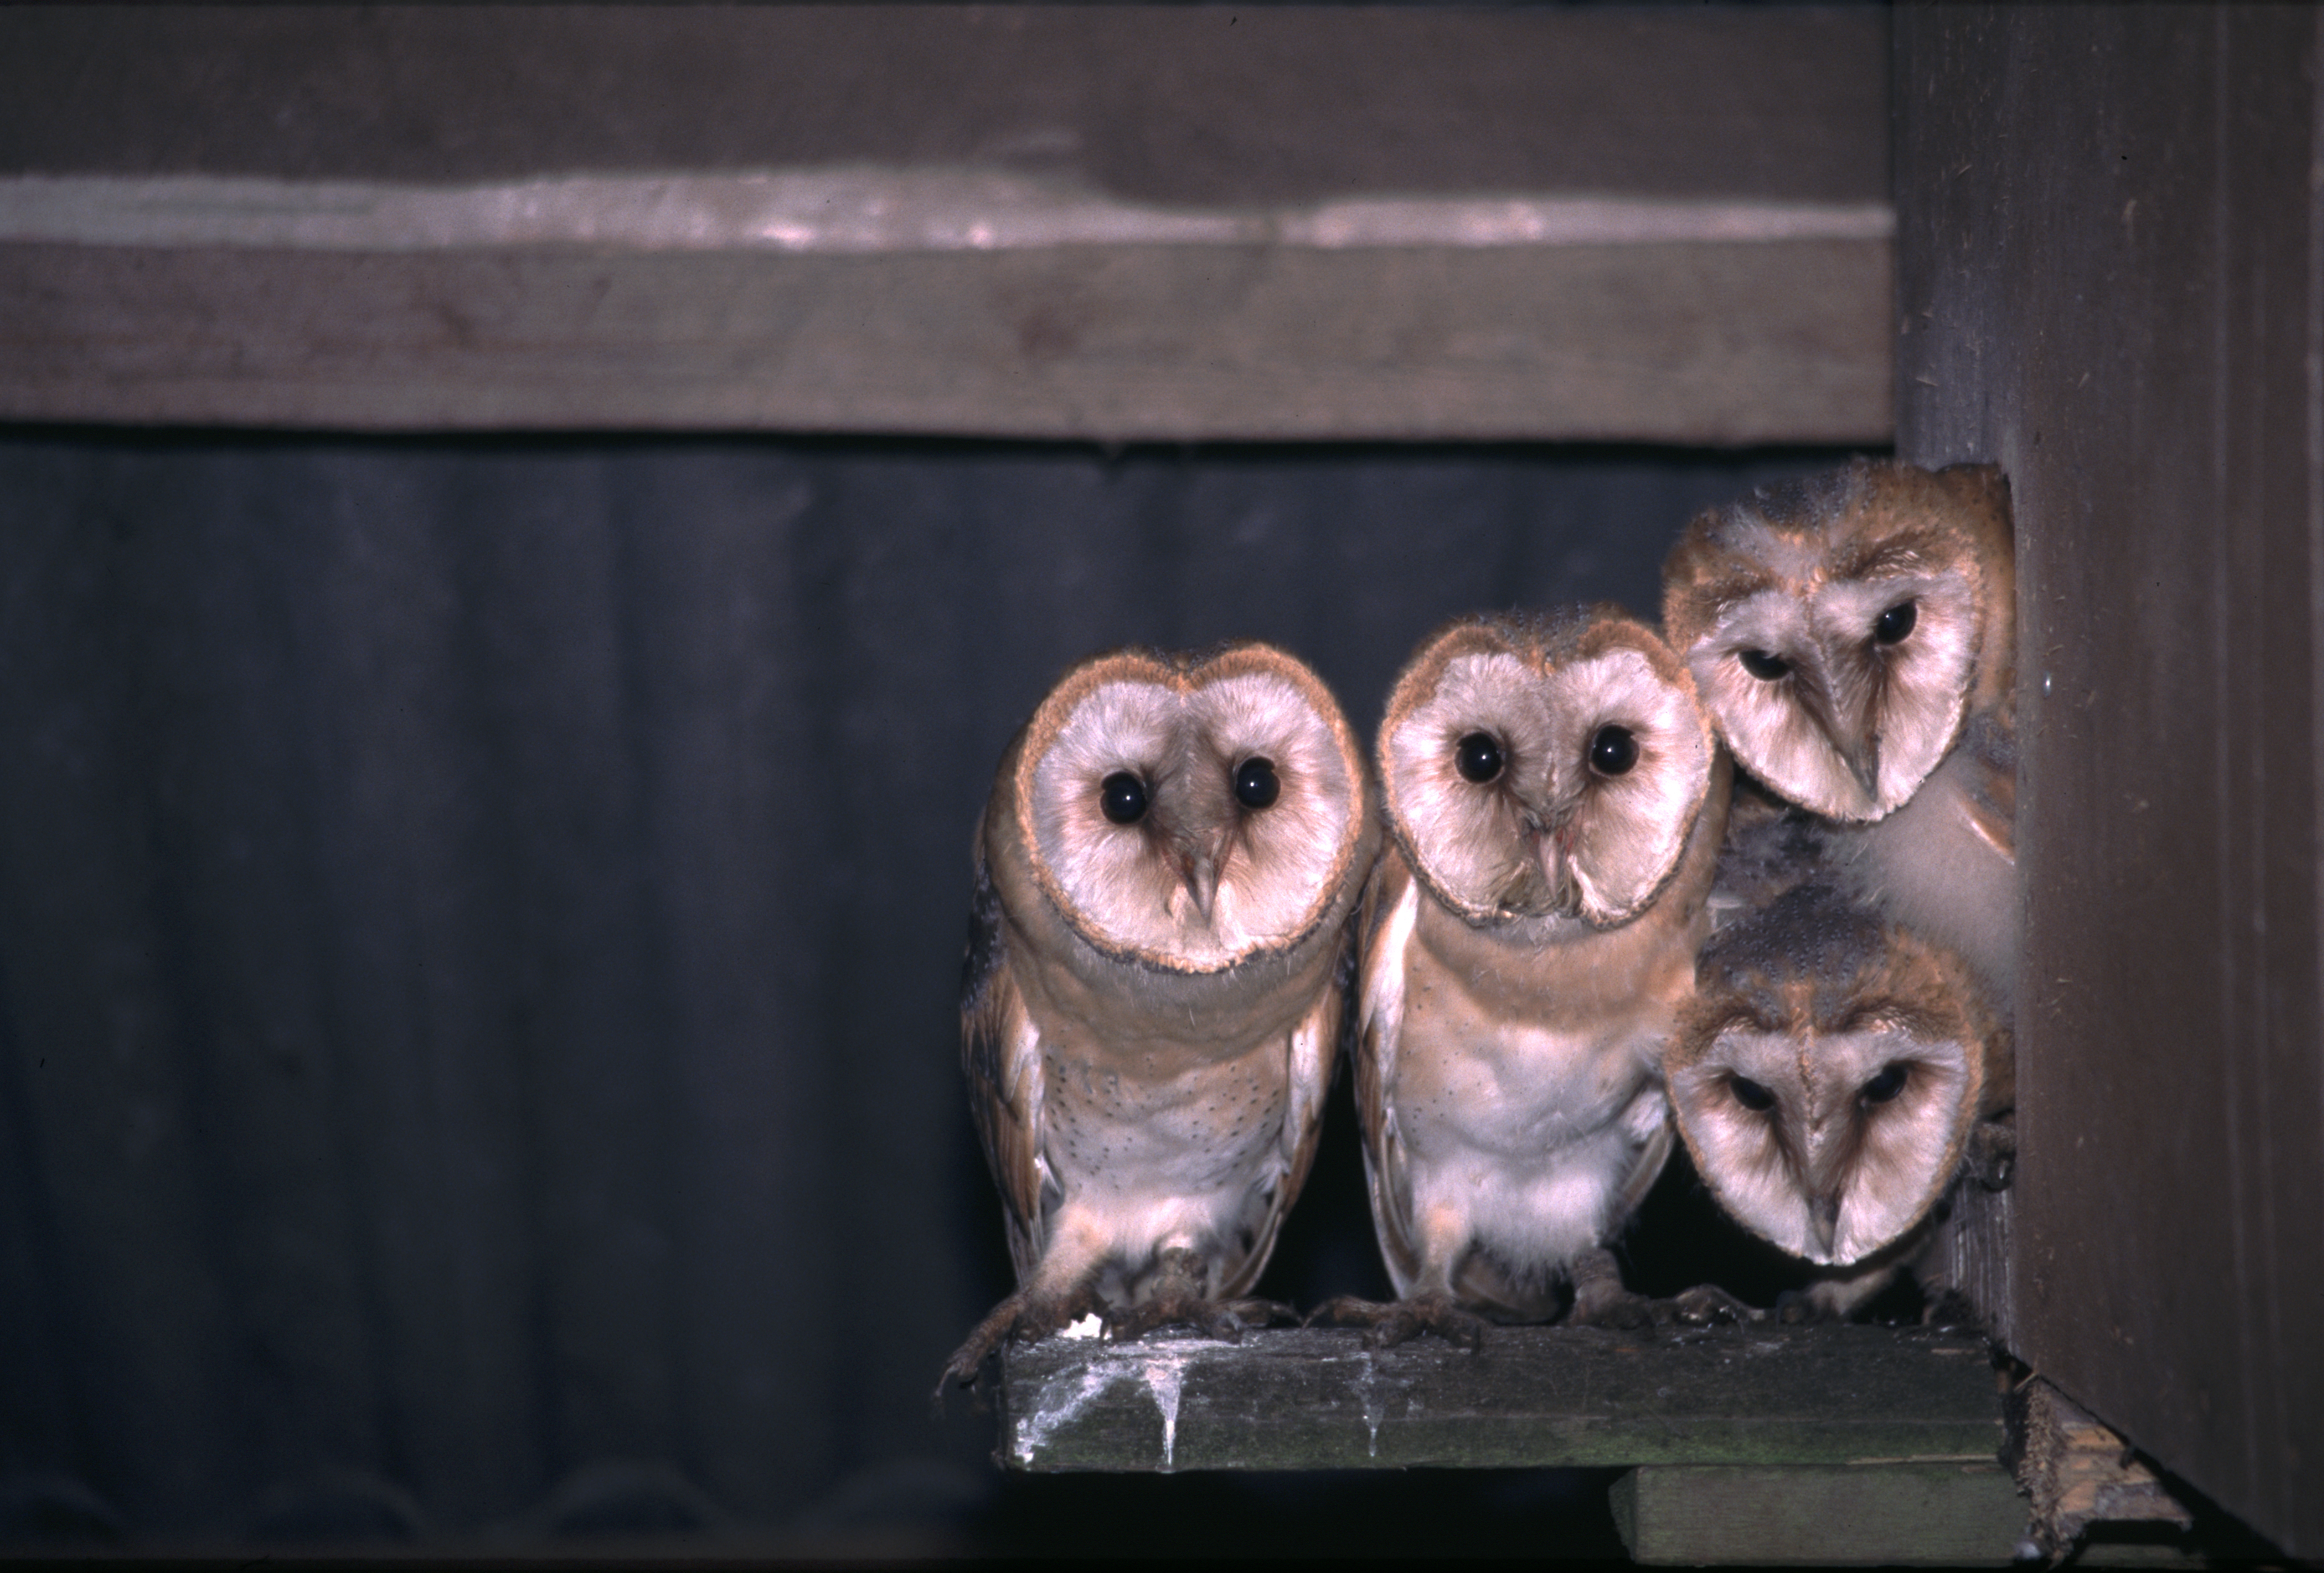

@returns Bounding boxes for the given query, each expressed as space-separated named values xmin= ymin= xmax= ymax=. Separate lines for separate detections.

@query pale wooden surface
xmin=997 ymin=1323 xmax=2002 ymax=1473
xmin=0 ymin=6 xmax=1893 ymax=440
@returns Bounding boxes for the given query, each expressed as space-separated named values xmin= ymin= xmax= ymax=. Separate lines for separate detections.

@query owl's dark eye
xmin=1100 ymin=772 xmax=1149 ymax=825
xmin=1862 ymin=1063 xmax=1908 ymax=1104
xmin=1730 ymin=1076 xmax=1776 ymax=1112
xmin=1455 ymin=731 xmax=1504 ymax=783
xmin=1588 ymin=724 xmax=1639 ymax=777
xmin=1234 ymin=757 xmax=1280 ymax=810
xmin=1874 ymin=600 xmax=1917 ymax=645
xmin=1739 ymin=649 xmax=1791 ymax=681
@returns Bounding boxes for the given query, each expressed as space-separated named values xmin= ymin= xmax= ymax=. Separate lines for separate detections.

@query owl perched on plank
xmin=1317 ymin=609 xmax=1728 ymax=1347
xmin=1662 ymin=459 xmax=2018 ymax=1010
xmin=1665 ymin=881 xmax=2014 ymax=1319
xmin=940 ymin=642 xmax=1378 ymax=1388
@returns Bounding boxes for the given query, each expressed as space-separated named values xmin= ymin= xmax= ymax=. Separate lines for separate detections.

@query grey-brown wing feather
xmin=1213 ymin=946 xmax=1345 ymax=1301
xmin=1957 ymin=708 xmax=2016 ymax=861
xmin=1353 ymin=850 xmax=1425 ymax=1293
xmin=960 ymin=849 xmax=1054 ymax=1281
xmin=1614 ymin=1107 xmax=1675 ymax=1226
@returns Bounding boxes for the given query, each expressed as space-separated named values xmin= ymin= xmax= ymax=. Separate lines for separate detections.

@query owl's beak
xmin=1794 ymin=671 xmax=1881 ymax=803
xmin=1834 ymin=733 xmax=1881 ymax=803
xmin=1805 ymin=1190 xmax=1841 ymax=1259
xmin=1518 ymin=809 xmax=1582 ymax=917
xmin=1171 ymin=828 xmax=1230 ymax=924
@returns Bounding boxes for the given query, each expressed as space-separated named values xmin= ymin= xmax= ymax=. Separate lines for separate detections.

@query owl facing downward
xmin=1662 ymin=460 xmax=2013 ymax=825
xmin=941 ymin=642 xmax=1378 ymax=1388
xmin=1665 ymin=882 xmax=2013 ymax=1317
xmin=1664 ymin=460 xmax=2019 ymax=1012
xmin=1322 ymin=609 xmax=1727 ymax=1346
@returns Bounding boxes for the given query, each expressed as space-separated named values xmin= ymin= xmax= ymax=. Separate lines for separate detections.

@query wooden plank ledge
xmin=998 ymin=1323 xmax=2003 ymax=1473
xmin=0 ymin=7 xmax=1892 ymax=441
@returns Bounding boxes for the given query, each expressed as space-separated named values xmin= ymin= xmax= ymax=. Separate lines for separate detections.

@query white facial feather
xmin=1351 ymin=609 xmax=1724 ymax=1330
xmin=1027 ymin=666 xmax=1358 ymax=968
xmin=1691 ymin=570 xmax=1978 ymax=820
xmin=1671 ymin=1024 xmax=1975 ymax=1264
xmin=1386 ymin=637 xmax=1711 ymax=927
xmin=1667 ymin=883 xmax=2001 ymax=1270
xmin=945 ymin=641 xmax=1376 ymax=1384
xmin=1664 ymin=459 xmax=2014 ymax=826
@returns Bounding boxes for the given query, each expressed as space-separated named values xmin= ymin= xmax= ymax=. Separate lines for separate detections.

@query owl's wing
xmin=961 ymin=850 xmax=1056 ymax=1281
xmin=1957 ymin=707 xmax=2016 ymax=862
xmin=1612 ymin=1094 xmax=1676 ymax=1228
xmin=1353 ymin=848 xmax=1426 ymax=1293
xmin=1214 ymin=931 xmax=1347 ymax=1301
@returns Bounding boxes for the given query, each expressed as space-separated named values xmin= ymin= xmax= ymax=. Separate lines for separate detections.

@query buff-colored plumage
xmin=942 ymin=643 xmax=1378 ymax=1385
xmin=1664 ymin=459 xmax=2019 ymax=1011
xmin=1329 ymin=609 xmax=1727 ymax=1342
xmin=1665 ymin=881 xmax=2013 ymax=1317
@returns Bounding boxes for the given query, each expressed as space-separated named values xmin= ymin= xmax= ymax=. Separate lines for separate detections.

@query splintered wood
xmin=2011 ymin=1379 xmax=2194 ymax=1558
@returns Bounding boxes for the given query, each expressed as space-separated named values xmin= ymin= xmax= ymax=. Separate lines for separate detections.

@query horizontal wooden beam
xmin=997 ymin=1324 xmax=2002 ymax=1473
xmin=0 ymin=7 xmax=1892 ymax=441
xmin=0 ymin=210 xmax=1890 ymax=442
xmin=1613 ymin=1464 xmax=2030 ymax=1566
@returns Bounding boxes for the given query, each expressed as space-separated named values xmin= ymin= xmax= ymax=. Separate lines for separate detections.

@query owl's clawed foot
xmin=935 ymin=1280 xmax=1100 ymax=1400
xmin=1774 ymin=1289 xmax=1833 ymax=1326
xmin=1102 ymin=1247 xmax=1291 ymax=1344
xmin=1305 ymin=1293 xmax=1487 ymax=1352
xmin=1654 ymin=1283 xmax=1762 ymax=1327
xmin=1562 ymin=1247 xmax=1655 ymax=1330
xmin=1102 ymin=1294 xmax=1292 ymax=1344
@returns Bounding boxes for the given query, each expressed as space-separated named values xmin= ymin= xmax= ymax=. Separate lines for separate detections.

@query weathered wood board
xmin=997 ymin=1324 xmax=2003 ymax=1473
xmin=0 ymin=6 xmax=1893 ymax=440
xmin=1612 ymin=1463 xmax=2028 ymax=1567
xmin=0 ymin=234 xmax=1889 ymax=442
xmin=1895 ymin=4 xmax=2324 ymax=1556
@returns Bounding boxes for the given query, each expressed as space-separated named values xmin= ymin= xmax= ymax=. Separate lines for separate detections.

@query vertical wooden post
xmin=1895 ymin=6 xmax=2324 ymax=1556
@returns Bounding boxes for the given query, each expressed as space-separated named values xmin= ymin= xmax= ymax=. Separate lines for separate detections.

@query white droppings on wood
xmin=1355 ymin=1352 xmax=1386 ymax=1458
xmin=1142 ymin=1348 xmax=1189 ymax=1470
xmin=1013 ymin=1339 xmax=1200 ymax=1468
xmin=1013 ymin=1363 xmax=1124 ymax=1465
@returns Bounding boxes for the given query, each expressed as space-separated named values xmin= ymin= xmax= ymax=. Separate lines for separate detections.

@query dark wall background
xmin=0 ymin=432 xmax=1850 ymax=1550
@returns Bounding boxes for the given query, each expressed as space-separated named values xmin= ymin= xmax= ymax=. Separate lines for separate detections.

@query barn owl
xmin=940 ymin=642 xmax=1378 ymax=1388
xmin=1317 ymin=609 xmax=1728 ymax=1347
xmin=1665 ymin=881 xmax=2013 ymax=1318
xmin=1662 ymin=459 xmax=2018 ymax=1010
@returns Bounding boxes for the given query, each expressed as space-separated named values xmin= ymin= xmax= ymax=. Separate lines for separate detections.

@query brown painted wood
xmin=1895 ymin=5 xmax=2324 ymax=1556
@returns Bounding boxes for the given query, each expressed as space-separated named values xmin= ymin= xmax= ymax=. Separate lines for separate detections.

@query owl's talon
xmin=1099 ymin=1245 xmax=1262 ymax=1343
xmin=937 ymin=1280 xmax=1101 ymax=1398
xmin=1773 ymin=1287 xmax=1842 ymax=1325
xmin=1307 ymin=1293 xmax=1486 ymax=1352
xmin=1656 ymin=1283 xmax=1761 ymax=1327
xmin=1224 ymin=1296 xmax=1299 ymax=1330
xmin=1565 ymin=1245 xmax=1657 ymax=1329
xmin=1103 ymin=1295 xmax=1258 ymax=1344
xmin=1566 ymin=1285 xmax=1658 ymax=1330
